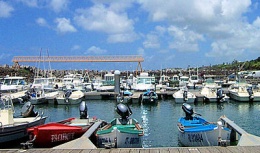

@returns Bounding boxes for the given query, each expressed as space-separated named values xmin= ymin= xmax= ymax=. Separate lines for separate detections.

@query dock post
xmin=114 ymin=70 xmax=120 ymax=94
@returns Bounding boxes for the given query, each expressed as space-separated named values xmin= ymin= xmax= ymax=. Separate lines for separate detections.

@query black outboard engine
xmin=182 ymin=103 xmax=194 ymax=120
xmin=65 ymin=90 xmax=72 ymax=98
xmin=21 ymin=102 xmax=38 ymax=117
xmin=183 ymin=90 xmax=188 ymax=102
xmin=247 ymin=87 xmax=254 ymax=101
xmin=217 ymin=88 xmax=224 ymax=103
xmin=116 ymin=103 xmax=132 ymax=125
xmin=79 ymin=101 xmax=88 ymax=119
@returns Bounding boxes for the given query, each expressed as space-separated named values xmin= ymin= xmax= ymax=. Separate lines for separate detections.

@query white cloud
xmin=74 ymin=3 xmax=137 ymax=43
xmin=36 ymin=17 xmax=48 ymax=27
xmin=85 ymin=46 xmax=107 ymax=54
xmin=71 ymin=45 xmax=81 ymax=50
xmin=168 ymin=26 xmax=204 ymax=52
xmin=143 ymin=34 xmax=160 ymax=49
xmin=49 ymin=0 xmax=69 ymax=13
xmin=138 ymin=0 xmax=260 ymax=59
xmin=55 ymin=18 xmax=77 ymax=33
xmin=0 ymin=1 xmax=14 ymax=18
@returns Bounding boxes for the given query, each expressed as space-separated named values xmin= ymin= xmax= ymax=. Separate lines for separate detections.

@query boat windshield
xmin=137 ymin=78 xmax=155 ymax=84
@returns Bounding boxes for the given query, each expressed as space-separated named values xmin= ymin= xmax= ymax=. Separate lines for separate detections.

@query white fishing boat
xmin=179 ymin=76 xmax=189 ymax=87
xmin=31 ymin=77 xmax=56 ymax=91
xmin=0 ymin=76 xmax=28 ymax=93
xmin=0 ymin=96 xmax=47 ymax=144
xmin=201 ymin=78 xmax=229 ymax=103
xmin=29 ymin=87 xmax=48 ymax=105
xmin=116 ymin=90 xmax=133 ymax=103
xmin=96 ymin=73 xmax=115 ymax=92
xmin=177 ymin=103 xmax=230 ymax=147
xmin=56 ymin=90 xmax=85 ymax=105
xmin=173 ymin=86 xmax=196 ymax=104
xmin=132 ymin=72 xmax=156 ymax=91
xmin=96 ymin=103 xmax=143 ymax=148
xmin=228 ymin=81 xmax=260 ymax=102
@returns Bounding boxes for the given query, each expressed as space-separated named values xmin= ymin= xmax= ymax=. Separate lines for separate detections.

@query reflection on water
xmin=12 ymin=99 xmax=260 ymax=148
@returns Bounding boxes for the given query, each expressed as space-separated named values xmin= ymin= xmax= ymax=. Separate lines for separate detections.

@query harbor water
xmin=12 ymin=97 xmax=260 ymax=148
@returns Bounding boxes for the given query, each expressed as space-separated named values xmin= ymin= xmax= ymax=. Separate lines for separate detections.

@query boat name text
xmin=51 ymin=132 xmax=75 ymax=142
xmin=188 ymin=133 xmax=203 ymax=142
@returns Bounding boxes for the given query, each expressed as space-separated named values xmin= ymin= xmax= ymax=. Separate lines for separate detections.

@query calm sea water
xmin=12 ymin=97 xmax=260 ymax=148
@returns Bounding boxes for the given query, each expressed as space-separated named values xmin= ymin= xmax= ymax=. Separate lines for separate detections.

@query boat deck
xmin=2 ymin=146 xmax=260 ymax=153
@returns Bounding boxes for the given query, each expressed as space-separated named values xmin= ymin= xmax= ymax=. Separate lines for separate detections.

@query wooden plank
xmin=168 ymin=148 xmax=180 ymax=153
xmin=81 ymin=149 xmax=94 ymax=153
xmin=149 ymin=148 xmax=160 ymax=153
xmin=139 ymin=148 xmax=150 ymax=153
xmin=129 ymin=148 xmax=140 ymax=153
xmin=157 ymin=148 xmax=169 ymax=153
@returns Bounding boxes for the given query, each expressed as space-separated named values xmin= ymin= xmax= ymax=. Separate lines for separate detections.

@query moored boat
xmin=25 ymin=101 xmax=96 ymax=148
xmin=0 ymin=96 xmax=47 ymax=145
xmin=96 ymin=103 xmax=143 ymax=148
xmin=177 ymin=103 xmax=230 ymax=147
xmin=56 ymin=89 xmax=85 ymax=105
xmin=173 ymin=86 xmax=196 ymax=104
xmin=116 ymin=90 xmax=133 ymax=103
xmin=141 ymin=89 xmax=158 ymax=104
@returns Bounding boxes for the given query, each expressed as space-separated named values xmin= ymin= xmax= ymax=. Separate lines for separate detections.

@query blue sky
xmin=1 ymin=0 xmax=260 ymax=71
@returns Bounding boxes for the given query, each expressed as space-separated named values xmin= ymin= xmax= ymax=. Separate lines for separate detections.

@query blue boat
xmin=141 ymin=89 xmax=158 ymax=103
xmin=177 ymin=103 xmax=231 ymax=147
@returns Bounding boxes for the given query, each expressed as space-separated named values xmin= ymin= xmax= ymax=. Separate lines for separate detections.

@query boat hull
xmin=97 ymin=128 xmax=143 ymax=148
xmin=0 ymin=116 xmax=47 ymax=144
xmin=178 ymin=126 xmax=230 ymax=147
xmin=27 ymin=118 xmax=94 ymax=147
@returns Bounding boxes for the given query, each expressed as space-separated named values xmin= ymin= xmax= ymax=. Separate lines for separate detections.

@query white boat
xmin=31 ymin=77 xmax=56 ymax=91
xmin=132 ymin=72 xmax=156 ymax=91
xmin=177 ymin=103 xmax=230 ymax=147
xmin=228 ymin=81 xmax=260 ymax=102
xmin=201 ymin=78 xmax=229 ymax=103
xmin=56 ymin=90 xmax=85 ymax=105
xmin=0 ymin=75 xmax=28 ymax=92
xmin=96 ymin=103 xmax=143 ymax=148
xmin=173 ymin=87 xmax=196 ymax=104
xmin=0 ymin=96 xmax=47 ymax=144
xmin=141 ymin=89 xmax=158 ymax=104
xmin=62 ymin=73 xmax=85 ymax=91
xmin=179 ymin=76 xmax=189 ymax=87
xmin=29 ymin=87 xmax=48 ymax=105
xmin=116 ymin=90 xmax=133 ymax=103
xmin=96 ymin=73 xmax=115 ymax=92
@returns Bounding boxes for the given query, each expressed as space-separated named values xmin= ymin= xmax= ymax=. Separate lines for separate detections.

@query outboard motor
xmin=217 ymin=88 xmax=225 ymax=103
xmin=247 ymin=87 xmax=254 ymax=102
xmin=183 ymin=90 xmax=188 ymax=102
xmin=182 ymin=103 xmax=194 ymax=120
xmin=79 ymin=101 xmax=88 ymax=119
xmin=65 ymin=90 xmax=72 ymax=98
xmin=116 ymin=103 xmax=132 ymax=124
xmin=21 ymin=102 xmax=38 ymax=117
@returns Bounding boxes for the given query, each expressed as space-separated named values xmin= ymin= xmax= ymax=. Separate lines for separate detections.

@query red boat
xmin=27 ymin=117 xmax=96 ymax=148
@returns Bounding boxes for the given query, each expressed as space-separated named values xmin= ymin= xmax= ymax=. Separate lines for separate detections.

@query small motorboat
xmin=177 ymin=103 xmax=231 ymax=147
xmin=25 ymin=101 xmax=96 ymax=148
xmin=172 ymin=86 xmax=196 ymax=104
xmin=96 ymin=103 xmax=144 ymax=148
xmin=56 ymin=89 xmax=85 ymax=105
xmin=141 ymin=89 xmax=158 ymax=103
xmin=0 ymin=95 xmax=47 ymax=144
xmin=116 ymin=90 xmax=133 ymax=103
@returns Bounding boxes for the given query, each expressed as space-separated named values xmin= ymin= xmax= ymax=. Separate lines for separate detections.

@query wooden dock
xmin=1 ymin=146 xmax=260 ymax=153
xmin=220 ymin=115 xmax=260 ymax=146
